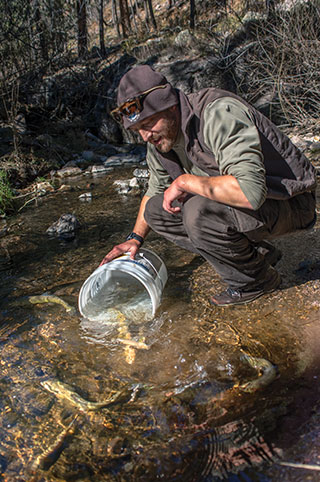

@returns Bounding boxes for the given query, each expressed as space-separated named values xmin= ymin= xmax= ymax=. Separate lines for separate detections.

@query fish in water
xmin=32 ymin=415 xmax=78 ymax=472
xmin=28 ymin=294 xmax=76 ymax=314
xmin=239 ymin=353 xmax=277 ymax=393
xmin=41 ymin=380 xmax=134 ymax=412
xmin=116 ymin=338 xmax=150 ymax=350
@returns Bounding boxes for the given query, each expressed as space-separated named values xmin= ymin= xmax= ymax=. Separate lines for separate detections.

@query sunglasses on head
xmin=111 ymin=84 xmax=167 ymax=123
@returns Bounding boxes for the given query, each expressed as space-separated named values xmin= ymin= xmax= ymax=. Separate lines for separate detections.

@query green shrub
xmin=0 ymin=170 xmax=14 ymax=216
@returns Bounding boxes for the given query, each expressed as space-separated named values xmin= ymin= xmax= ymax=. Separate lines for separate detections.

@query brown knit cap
xmin=117 ymin=65 xmax=178 ymax=128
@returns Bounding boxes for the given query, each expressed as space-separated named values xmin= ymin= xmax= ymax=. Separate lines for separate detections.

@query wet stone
xmin=56 ymin=166 xmax=82 ymax=178
xmin=46 ymin=213 xmax=81 ymax=240
xmin=90 ymin=164 xmax=114 ymax=174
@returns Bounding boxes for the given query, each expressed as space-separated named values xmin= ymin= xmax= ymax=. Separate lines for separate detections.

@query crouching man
xmin=100 ymin=65 xmax=317 ymax=306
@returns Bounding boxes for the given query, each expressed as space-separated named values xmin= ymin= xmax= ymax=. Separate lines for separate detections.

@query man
xmin=100 ymin=64 xmax=317 ymax=306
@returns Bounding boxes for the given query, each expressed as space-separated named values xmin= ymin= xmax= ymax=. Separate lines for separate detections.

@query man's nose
xmin=139 ymin=128 xmax=152 ymax=142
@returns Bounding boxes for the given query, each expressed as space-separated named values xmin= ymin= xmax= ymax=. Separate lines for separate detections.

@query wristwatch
xmin=126 ymin=232 xmax=144 ymax=246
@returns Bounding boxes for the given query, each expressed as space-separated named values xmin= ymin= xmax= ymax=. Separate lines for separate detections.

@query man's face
xmin=131 ymin=106 xmax=180 ymax=153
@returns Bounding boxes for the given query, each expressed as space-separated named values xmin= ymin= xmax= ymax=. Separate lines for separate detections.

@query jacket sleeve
xmin=203 ymin=98 xmax=267 ymax=210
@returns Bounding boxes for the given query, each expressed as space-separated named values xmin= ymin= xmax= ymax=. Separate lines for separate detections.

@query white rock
xmin=79 ymin=192 xmax=92 ymax=201
xmin=129 ymin=177 xmax=139 ymax=188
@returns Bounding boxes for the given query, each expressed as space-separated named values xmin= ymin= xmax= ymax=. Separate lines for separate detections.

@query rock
xmin=129 ymin=177 xmax=139 ymax=188
xmin=63 ymin=160 xmax=78 ymax=168
xmin=58 ymin=184 xmax=73 ymax=192
xmin=104 ymin=153 xmax=142 ymax=167
xmin=113 ymin=180 xmax=131 ymax=194
xmin=46 ymin=213 xmax=81 ymax=240
xmin=56 ymin=166 xmax=82 ymax=178
xmin=79 ymin=192 xmax=92 ymax=202
xmin=103 ymin=157 xmax=122 ymax=167
xmin=174 ymin=30 xmax=197 ymax=48
xmin=82 ymin=151 xmax=95 ymax=161
xmin=155 ymin=56 xmax=235 ymax=95
xmin=14 ymin=113 xmax=28 ymax=135
xmin=90 ymin=165 xmax=114 ymax=174
xmin=35 ymin=133 xmax=53 ymax=147
xmin=133 ymin=168 xmax=149 ymax=178
xmin=97 ymin=114 xmax=123 ymax=144
xmin=113 ymin=144 xmax=133 ymax=153
xmin=35 ymin=181 xmax=55 ymax=193
xmin=131 ymin=145 xmax=147 ymax=157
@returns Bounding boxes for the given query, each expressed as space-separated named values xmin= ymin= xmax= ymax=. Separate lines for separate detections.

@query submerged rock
xmin=46 ymin=213 xmax=81 ymax=240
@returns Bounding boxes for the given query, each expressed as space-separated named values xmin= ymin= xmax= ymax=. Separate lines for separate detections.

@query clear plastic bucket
xmin=78 ymin=248 xmax=168 ymax=321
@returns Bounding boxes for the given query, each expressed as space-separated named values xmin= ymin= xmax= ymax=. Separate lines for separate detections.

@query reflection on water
xmin=0 ymin=168 xmax=319 ymax=481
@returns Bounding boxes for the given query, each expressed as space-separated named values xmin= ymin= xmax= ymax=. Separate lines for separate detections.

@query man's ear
xmin=169 ymin=104 xmax=181 ymax=123
xmin=169 ymin=104 xmax=179 ymax=113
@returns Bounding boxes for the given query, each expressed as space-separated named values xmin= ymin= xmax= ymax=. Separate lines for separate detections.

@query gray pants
xmin=144 ymin=191 xmax=316 ymax=289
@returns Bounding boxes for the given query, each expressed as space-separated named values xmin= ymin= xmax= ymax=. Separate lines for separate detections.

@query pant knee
xmin=182 ymin=198 xmax=203 ymax=240
xmin=183 ymin=196 xmax=229 ymax=239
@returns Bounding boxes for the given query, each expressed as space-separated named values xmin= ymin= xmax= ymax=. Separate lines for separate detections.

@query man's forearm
xmin=132 ymin=195 xmax=151 ymax=238
xmin=170 ymin=174 xmax=254 ymax=210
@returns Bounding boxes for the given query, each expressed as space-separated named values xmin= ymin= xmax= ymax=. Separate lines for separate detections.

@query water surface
xmin=1 ymin=167 xmax=320 ymax=481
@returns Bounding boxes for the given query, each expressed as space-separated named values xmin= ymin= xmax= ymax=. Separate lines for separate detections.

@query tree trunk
xmin=190 ymin=0 xmax=195 ymax=30
xmin=129 ymin=0 xmax=138 ymax=33
xmin=119 ymin=0 xmax=127 ymax=38
xmin=124 ymin=0 xmax=132 ymax=31
xmin=99 ymin=0 xmax=106 ymax=56
xmin=34 ymin=0 xmax=48 ymax=61
xmin=133 ymin=0 xmax=142 ymax=21
xmin=112 ymin=0 xmax=121 ymax=38
xmin=147 ymin=0 xmax=157 ymax=30
xmin=143 ymin=0 xmax=150 ymax=29
xmin=77 ymin=0 xmax=88 ymax=58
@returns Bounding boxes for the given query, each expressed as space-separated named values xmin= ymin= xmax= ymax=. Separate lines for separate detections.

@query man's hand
xmin=99 ymin=239 xmax=141 ymax=266
xmin=163 ymin=178 xmax=189 ymax=214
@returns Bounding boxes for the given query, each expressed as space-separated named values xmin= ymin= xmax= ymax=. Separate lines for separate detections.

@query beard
xmin=153 ymin=110 xmax=179 ymax=153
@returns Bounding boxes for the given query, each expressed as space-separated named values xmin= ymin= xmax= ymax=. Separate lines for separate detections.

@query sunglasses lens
xmin=121 ymin=100 xmax=141 ymax=122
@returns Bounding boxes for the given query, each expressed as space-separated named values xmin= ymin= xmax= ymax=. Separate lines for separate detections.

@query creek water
xmin=1 ymin=166 xmax=320 ymax=481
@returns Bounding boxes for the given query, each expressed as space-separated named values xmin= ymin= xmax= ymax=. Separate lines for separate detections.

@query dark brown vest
xmin=154 ymin=88 xmax=317 ymax=200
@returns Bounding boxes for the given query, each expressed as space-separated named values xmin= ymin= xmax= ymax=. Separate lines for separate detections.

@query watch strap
xmin=126 ymin=232 xmax=144 ymax=245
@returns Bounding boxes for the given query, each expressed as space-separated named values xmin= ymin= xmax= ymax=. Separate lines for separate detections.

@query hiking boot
xmin=210 ymin=267 xmax=281 ymax=307
xmin=255 ymin=241 xmax=282 ymax=267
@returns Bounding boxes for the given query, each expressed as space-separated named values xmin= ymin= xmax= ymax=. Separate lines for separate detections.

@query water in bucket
xmin=78 ymin=248 xmax=168 ymax=324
